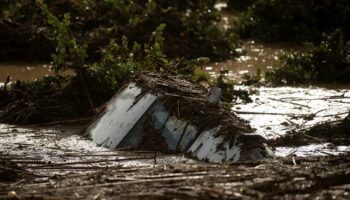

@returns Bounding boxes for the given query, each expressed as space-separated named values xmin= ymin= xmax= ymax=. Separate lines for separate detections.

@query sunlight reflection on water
xmin=203 ymin=41 xmax=300 ymax=82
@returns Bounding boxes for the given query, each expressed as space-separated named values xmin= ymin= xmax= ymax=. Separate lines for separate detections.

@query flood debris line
xmin=271 ymin=113 xmax=350 ymax=147
xmin=1 ymin=121 xmax=350 ymax=199
xmin=0 ymin=157 xmax=28 ymax=183
xmin=85 ymin=72 xmax=273 ymax=163
xmin=2 ymin=151 xmax=350 ymax=199
xmin=0 ymin=124 xmax=197 ymax=181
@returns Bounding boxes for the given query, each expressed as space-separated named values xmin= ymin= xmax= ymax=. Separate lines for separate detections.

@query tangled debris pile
xmin=271 ymin=113 xmax=350 ymax=147
xmin=0 ymin=70 xmax=116 ymax=125
xmin=86 ymin=72 xmax=273 ymax=163
xmin=2 ymin=152 xmax=350 ymax=199
xmin=0 ymin=159 xmax=23 ymax=183
xmin=0 ymin=154 xmax=33 ymax=194
xmin=133 ymin=72 xmax=253 ymax=137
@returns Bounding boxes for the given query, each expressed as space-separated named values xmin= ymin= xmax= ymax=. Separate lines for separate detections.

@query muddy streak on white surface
xmin=233 ymin=86 xmax=350 ymax=139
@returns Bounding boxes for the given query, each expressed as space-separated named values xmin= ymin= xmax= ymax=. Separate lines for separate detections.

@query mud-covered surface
xmin=1 ymin=124 xmax=350 ymax=199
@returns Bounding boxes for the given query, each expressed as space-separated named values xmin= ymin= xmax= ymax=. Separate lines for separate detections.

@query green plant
xmin=241 ymin=67 xmax=262 ymax=85
xmin=0 ymin=0 xmax=240 ymax=124
xmin=226 ymin=0 xmax=258 ymax=11
xmin=2 ymin=0 xmax=240 ymax=61
xmin=36 ymin=0 xmax=87 ymax=73
xmin=236 ymin=0 xmax=350 ymax=42
xmin=215 ymin=70 xmax=252 ymax=104
xmin=266 ymin=29 xmax=350 ymax=84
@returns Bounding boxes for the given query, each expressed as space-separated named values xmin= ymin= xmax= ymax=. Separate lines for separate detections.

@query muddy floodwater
xmin=1 ymin=41 xmax=350 ymax=199
xmin=1 ymin=2 xmax=350 ymax=199
xmin=0 ymin=62 xmax=74 ymax=84
xmin=204 ymin=40 xmax=300 ymax=82
xmin=0 ymin=40 xmax=349 ymax=157
xmin=1 ymin=85 xmax=349 ymax=167
xmin=0 ymin=62 xmax=53 ymax=83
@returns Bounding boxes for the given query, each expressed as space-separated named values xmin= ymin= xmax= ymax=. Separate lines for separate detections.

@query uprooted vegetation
xmin=2 ymin=146 xmax=350 ymax=199
xmin=0 ymin=156 xmax=30 ymax=185
xmin=134 ymin=72 xmax=254 ymax=138
xmin=0 ymin=0 xmax=255 ymax=125
xmin=270 ymin=113 xmax=350 ymax=147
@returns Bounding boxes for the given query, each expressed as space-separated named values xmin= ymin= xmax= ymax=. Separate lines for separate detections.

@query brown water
xmin=0 ymin=1 xmax=349 ymax=160
xmin=210 ymin=2 xmax=301 ymax=82
xmin=202 ymin=41 xmax=300 ymax=82
xmin=0 ymin=41 xmax=295 ymax=85
xmin=0 ymin=62 xmax=53 ymax=83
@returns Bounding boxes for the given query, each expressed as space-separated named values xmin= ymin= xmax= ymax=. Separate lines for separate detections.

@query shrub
xmin=226 ymin=0 xmax=258 ymax=11
xmin=236 ymin=0 xmax=350 ymax=42
xmin=266 ymin=29 xmax=350 ymax=84
xmin=1 ymin=0 xmax=239 ymax=61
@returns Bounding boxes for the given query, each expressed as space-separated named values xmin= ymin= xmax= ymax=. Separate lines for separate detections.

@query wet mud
xmin=1 ymin=124 xmax=350 ymax=200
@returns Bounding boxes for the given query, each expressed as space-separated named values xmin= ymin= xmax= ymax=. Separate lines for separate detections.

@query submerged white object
xmin=207 ymin=87 xmax=222 ymax=104
xmin=86 ymin=76 xmax=273 ymax=163
xmin=87 ymin=83 xmax=157 ymax=149
xmin=188 ymin=127 xmax=241 ymax=162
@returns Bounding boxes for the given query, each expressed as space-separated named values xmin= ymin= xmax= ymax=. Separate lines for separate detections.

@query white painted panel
xmin=188 ymin=127 xmax=241 ymax=163
xmin=161 ymin=116 xmax=188 ymax=151
xmin=187 ymin=127 xmax=220 ymax=160
xmin=177 ymin=125 xmax=197 ymax=151
xmin=87 ymin=83 xmax=157 ymax=149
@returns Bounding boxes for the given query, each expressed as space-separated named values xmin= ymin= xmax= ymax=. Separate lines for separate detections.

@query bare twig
xmin=269 ymin=97 xmax=310 ymax=109
xmin=232 ymin=110 xmax=306 ymax=116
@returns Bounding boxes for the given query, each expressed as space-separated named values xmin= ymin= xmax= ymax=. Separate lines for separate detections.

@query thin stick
xmin=26 ymin=117 xmax=94 ymax=127
xmin=268 ymin=98 xmax=310 ymax=109
xmin=320 ymin=112 xmax=349 ymax=118
xmin=232 ymin=110 xmax=306 ymax=116
xmin=28 ymin=156 xmax=154 ymax=167
xmin=77 ymin=70 xmax=98 ymax=114
xmin=41 ymin=175 xmax=204 ymax=192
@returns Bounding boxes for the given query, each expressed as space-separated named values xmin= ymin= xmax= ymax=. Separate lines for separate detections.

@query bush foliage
xmin=266 ymin=30 xmax=350 ymax=84
xmin=236 ymin=0 xmax=350 ymax=42
xmin=1 ymin=0 xmax=238 ymax=61
xmin=0 ymin=1 xmax=222 ymax=124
